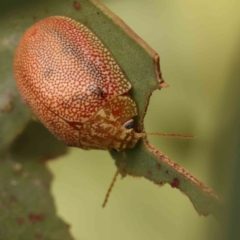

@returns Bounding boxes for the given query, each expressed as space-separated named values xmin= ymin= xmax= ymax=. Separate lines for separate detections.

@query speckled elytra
xmin=14 ymin=16 xmax=144 ymax=151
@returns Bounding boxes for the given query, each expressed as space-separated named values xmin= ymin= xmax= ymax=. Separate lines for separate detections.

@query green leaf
xmin=0 ymin=38 xmax=31 ymax=152
xmin=0 ymin=0 xmax=221 ymax=229
xmin=83 ymin=1 xmax=221 ymax=217
xmin=111 ymin=139 xmax=221 ymax=218
xmin=0 ymin=121 xmax=71 ymax=240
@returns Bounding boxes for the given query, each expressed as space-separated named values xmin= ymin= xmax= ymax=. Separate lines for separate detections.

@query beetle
xmin=14 ymin=16 xmax=144 ymax=152
xmin=14 ymin=16 xmax=192 ymax=207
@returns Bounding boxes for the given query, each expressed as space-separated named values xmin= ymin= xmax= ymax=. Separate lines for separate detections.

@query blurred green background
xmin=45 ymin=0 xmax=240 ymax=240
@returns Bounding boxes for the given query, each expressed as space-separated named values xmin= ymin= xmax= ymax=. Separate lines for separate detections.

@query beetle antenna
xmin=102 ymin=152 xmax=126 ymax=208
xmin=144 ymin=133 xmax=194 ymax=139
xmin=102 ymin=168 xmax=119 ymax=208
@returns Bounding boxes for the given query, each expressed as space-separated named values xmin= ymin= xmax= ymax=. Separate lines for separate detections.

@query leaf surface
xmin=0 ymin=1 xmax=221 ymax=233
xmin=0 ymin=121 xmax=71 ymax=240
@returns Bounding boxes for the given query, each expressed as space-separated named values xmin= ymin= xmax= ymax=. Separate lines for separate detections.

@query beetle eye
xmin=124 ymin=119 xmax=134 ymax=129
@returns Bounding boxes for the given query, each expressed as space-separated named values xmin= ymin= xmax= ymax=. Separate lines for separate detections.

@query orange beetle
xmin=14 ymin=16 xmax=142 ymax=151
xmin=14 ymin=16 xmax=193 ymax=207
